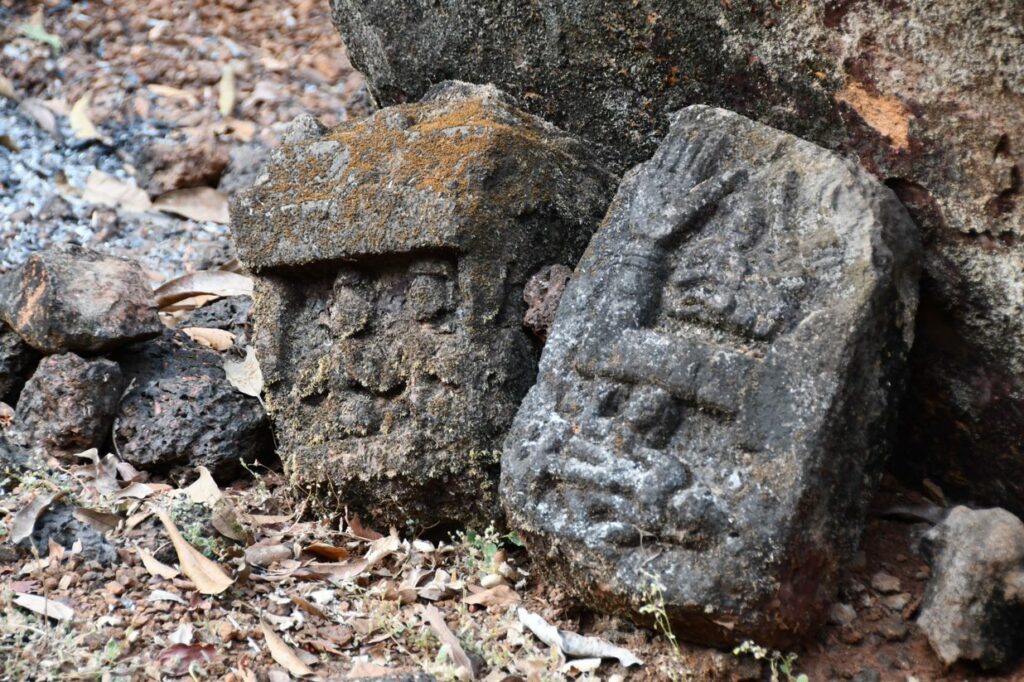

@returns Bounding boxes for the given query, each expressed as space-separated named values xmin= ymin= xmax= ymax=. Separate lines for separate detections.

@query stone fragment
xmin=522 ymin=264 xmax=572 ymax=341
xmin=112 ymin=332 xmax=272 ymax=478
xmin=0 ymin=322 xmax=40 ymax=403
xmin=217 ymin=143 xmax=269 ymax=196
xmin=918 ymin=506 xmax=1024 ymax=670
xmin=137 ymin=136 xmax=230 ymax=196
xmin=331 ymin=0 xmax=1024 ymax=519
xmin=501 ymin=106 xmax=920 ymax=647
xmin=12 ymin=353 xmax=123 ymax=454
xmin=231 ymin=82 xmax=613 ymax=528
xmin=827 ymin=603 xmax=856 ymax=627
xmin=29 ymin=502 xmax=117 ymax=567
xmin=175 ymin=296 xmax=251 ymax=347
xmin=0 ymin=246 xmax=163 ymax=354
xmin=870 ymin=571 xmax=901 ymax=595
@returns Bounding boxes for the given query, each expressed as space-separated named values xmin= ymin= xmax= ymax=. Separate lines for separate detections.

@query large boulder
xmin=501 ymin=106 xmax=920 ymax=647
xmin=112 ymin=332 xmax=272 ymax=479
xmin=11 ymin=353 xmax=124 ymax=455
xmin=918 ymin=506 xmax=1024 ymax=671
xmin=231 ymin=82 xmax=614 ymax=528
xmin=0 ymin=246 xmax=163 ymax=355
xmin=331 ymin=0 xmax=1024 ymax=516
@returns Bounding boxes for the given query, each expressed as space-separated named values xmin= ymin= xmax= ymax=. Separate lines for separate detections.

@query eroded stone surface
xmin=0 ymin=322 xmax=40 ymax=403
xmin=331 ymin=0 xmax=1024 ymax=518
xmin=232 ymin=82 xmax=614 ymax=528
xmin=501 ymin=106 xmax=920 ymax=647
xmin=918 ymin=506 xmax=1024 ymax=671
xmin=0 ymin=245 xmax=163 ymax=355
xmin=12 ymin=353 xmax=124 ymax=454
xmin=112 ymin=332 xmax=272 ymax=478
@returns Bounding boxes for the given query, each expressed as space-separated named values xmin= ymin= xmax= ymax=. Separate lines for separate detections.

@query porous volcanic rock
xmin=12 ymin=353 xmax=124 ymax=454
xmin=501 ymin=106 xmax=920 ymax=647
xmin=112 ymin=331 xmax=272 ymax=478
xmin=918 ymin=506 xmax=1024 ymax=671
xmin=137 ymin=135 xmax=230 ymax=196
xmin=331 ymin=0 xmax=1024 ymax=517
xmin=0 ymin=246 xmax=163 ymax=355
xmin=0 ymin=322 xmax=39 ymax=403
xmin=231 ymin=82 xmax=614 ymax=528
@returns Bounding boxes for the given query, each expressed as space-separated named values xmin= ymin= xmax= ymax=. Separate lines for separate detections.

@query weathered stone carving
xmin=331 ymin=0 xmax=1024 ymax=521
xmin=502 ymin=106 xmax=920 ymax=647
xmin=231 ymin=83 xmax=614 ymax=528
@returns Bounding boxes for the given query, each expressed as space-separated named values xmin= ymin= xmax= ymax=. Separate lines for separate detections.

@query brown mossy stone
xmin=232 ymin=83 xmax=615 ymax=529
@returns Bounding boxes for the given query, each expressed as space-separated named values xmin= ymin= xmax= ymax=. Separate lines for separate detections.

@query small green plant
xmin=639 ymin=574 xmax=681 ymax=658
xmin=732 ymin=640 xmax=808 ymax=682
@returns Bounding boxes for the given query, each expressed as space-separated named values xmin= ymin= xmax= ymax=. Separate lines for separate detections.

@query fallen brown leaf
xmin=72 ymin=507 xmax=122 ymax=533
xmin=224 ymin=346 xmax=263 ymax=398
xmin=153 ymin=187 xmax=230 ymax=223
xmin=154 ymin=271 xmax=253 ymax=309
xmin=261 ymin=622 xmax=315 ymax=678
xmin=348 ymin=515 xmax=384 ymax=541
xmin=11 ymin=491 xmax=62 ymax=544
xmin=12 ymin=593 xmax=74 ymax=621
xmin=138 ymin=547 xmax=180 ymax=580
xmin=304 ymin=542 xmax=349 ymax=561
xmin=69 ymin=92 xmax=109 ymax=143
xmin=156 ymin=643 xmax=216 ymax=675
xmin=218 ymin=64 xmax=236 ymax=117
xmin=157 ymin=510 xmax=233 ymax=594
xmin=19 ymin=98 xmax=57 ymax=136
xmin=181 ymin=326 xmax=235 ymax=351
xmin=464 ymin=584 xmax=521 ymax=609
xmin=183 ymin=466 xmax=223 ymax=504
xmin=422 ymin=605 xmax=475 ymax=679
xmin=82 ymin=170 xmax=152 ymax=213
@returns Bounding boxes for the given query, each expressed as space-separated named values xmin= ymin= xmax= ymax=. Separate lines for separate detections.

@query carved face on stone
xmin=232 ymin=83 xmax=614 ymax=529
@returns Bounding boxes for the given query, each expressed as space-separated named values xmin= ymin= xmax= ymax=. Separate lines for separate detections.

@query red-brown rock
xmin=0 ymin=246 xmax=163 ymax=355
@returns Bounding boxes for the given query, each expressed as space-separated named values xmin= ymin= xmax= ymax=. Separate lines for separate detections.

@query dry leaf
xmin=244 ymin=543 xmax=292 ymax=567
xmin=148 ymin=84 xmax=199 ymax=106
xmin=0 ymin=75 xmax=17 ymax=101
xmin=148 ymin=589 xmax=188 ymax=604
xmin=290 ymin=594 xmax=327 ymax=619
xmin=224 ymin=346 xmax=263 ymax=398
xmin=82 ymin=170 xmax=152 ymax=213
xmin=19 ymin=98 xmax=57 ymax=136
xmin=517 ymin=608 xmax=642 ymax=667
xmin=170 ymin=622 xmax=194 ymax=645
xmin=422 ymin=605 xmax=475 ymax=679
xmin=304 ymin=542 xmax=349 ymax=561
xmin=157 ymin=510 xmax=233 ymax=594
xmin=156 ymin=643 xmax=215 ymax=675
xmin=365 ymin=533 xmax=400 ymax=567
xmin=261 ymin=622 xmax=315 ymax=678
xmin=464 ymin=584 xmax=520 ymax=609
xmin=218 ymin=64 xmax=236 ymax=117
xmin=251 ymin=513 xmax=295 ymax=526
xmin=138 ymin=547 xmax=180 ymax=580
xmin=184 ymin=466 xmax=223 ymax=504
xmin=113 ymin=481 xmax=155 ymax=499
xmin=154 ymin=271 xmax=253 ymax=309
xmin=348 ymin=661 xmax=395 ymax=677
xmin=348 ymin=515 xmax=385 ymax=541
xmin=72 ymin=507 xmax=122 ymax=533
xmin=153 ymin=187 xmax=230 ymax=223
xmin=12 ymin=593 xmax=74 ymax=621
xmin=181 ymin=326 xmax=235 ymax=351
xmin=69 ymin=92 xmax=109 ymax=143
xmin=211 ymin=498 xmax=249 ymax=542
xmin=11 ymin=491 xmax=62 ymax=544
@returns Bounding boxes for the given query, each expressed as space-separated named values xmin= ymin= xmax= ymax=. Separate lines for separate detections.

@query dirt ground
xmin=2 ymin=1 xmax=1024 ymax=680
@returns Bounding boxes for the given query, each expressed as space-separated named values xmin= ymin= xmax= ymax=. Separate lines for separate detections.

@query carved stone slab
xmin=231 ymin=82 xmax=613 ymax=529
xmin=501 ymin=106 xmax=920 ymax=646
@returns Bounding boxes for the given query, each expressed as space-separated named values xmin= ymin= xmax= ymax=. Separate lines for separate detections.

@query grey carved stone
xmin=231 ymin=82 xmax=614 ymax=529
xmin=501 ymin=106 xmax=920 ymax=647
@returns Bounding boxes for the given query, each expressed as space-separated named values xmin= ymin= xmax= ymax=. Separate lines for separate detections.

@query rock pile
xmin=502 ymin=106 xmax=919 ymax=646
xmin=231 ymin=82 xmax=614 ymax=529
xmin=0 ymin=246 xmax=271 ymax=478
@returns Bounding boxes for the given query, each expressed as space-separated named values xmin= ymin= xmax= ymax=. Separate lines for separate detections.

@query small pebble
xmin=828 ymin=602 xmax=857 ymax=626
xmin=871 ymin=570 xmax=901 ymax=594
xmin=882 ymin=592 xmax=911 ymax=611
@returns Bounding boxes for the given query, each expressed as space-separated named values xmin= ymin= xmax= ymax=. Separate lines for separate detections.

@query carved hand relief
xmin=502 ymin=106 xmax=920 ymax=646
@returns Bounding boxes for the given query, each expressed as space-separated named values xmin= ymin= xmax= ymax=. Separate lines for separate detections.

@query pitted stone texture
xmin=331 ymin=0 xmax=1024 ymax=519
xmin=12 ymin=353 xmax=124 ymax=454
xmin=523 ymin=264 xmax=572 ymax=341
xmin=918 ymin=506 xmax=1024 ymax=671
xmin=112 ymin=332 xmax=272 ymax=478
xmin=232 ymin=82 xmax=614 ymax=528
xmin=0 ymin=246 xmax=162 ymax=355
xmin=0 ymin=322 xmax=40 ymax=403
xmin=501 ymin=106 xmax=920 ymax=647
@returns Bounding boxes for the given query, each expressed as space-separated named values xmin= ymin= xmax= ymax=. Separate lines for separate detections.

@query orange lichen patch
xmin=836 ymin=82 xmax=911 ymax=150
